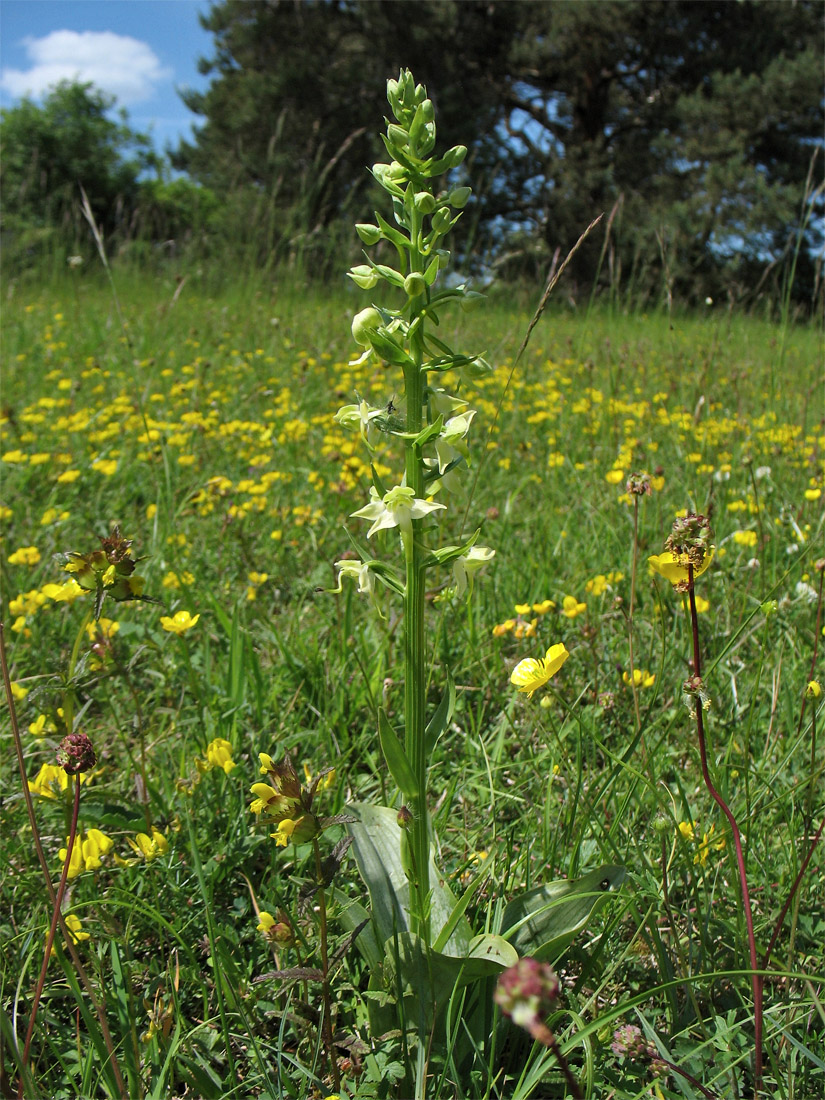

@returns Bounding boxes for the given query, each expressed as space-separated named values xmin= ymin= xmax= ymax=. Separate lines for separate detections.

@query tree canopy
xmin=0 ymin=81 xmax=153 ymax=242
xmin=175 ymin=0 xmax=823 ymax=304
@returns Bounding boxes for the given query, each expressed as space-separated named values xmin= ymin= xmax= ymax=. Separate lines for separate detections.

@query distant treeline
xmin=1 ymin=0 xmax=822 ymax=311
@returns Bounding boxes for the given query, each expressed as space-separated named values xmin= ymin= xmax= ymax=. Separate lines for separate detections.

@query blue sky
xmin=0 ymin=0 xmax=214 ymax=152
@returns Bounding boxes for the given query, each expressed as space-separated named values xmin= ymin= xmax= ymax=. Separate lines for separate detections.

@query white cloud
xmin=0 ymin=30 xmax=171 ymax=106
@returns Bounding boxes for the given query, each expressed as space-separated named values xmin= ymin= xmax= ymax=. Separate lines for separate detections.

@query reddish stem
xmin=687 ymin=567 xmax=763 ymax=1096
xmin=1 ymin=622 xmax=125 ymax=1099
xmin=20 ymin=775 xmax=82 ymax=1093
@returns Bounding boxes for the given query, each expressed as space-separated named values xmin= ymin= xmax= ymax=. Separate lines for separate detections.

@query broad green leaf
xmin=501 ymin=864 xmax=626 ymax=961
xmin=337 ymin=897 xmax=383 ymax=971
xmin=432 ymin=847 xmax=493 ymax=954
xmin=346 ymin=803 xmax=472 ymax=957
xmin=386 ymin=931 xmax=517 ymax=996
xmin=378 ymin=708 xmax=417 ymax=797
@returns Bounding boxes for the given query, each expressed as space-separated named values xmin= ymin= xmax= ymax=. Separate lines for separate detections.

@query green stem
xmin=401 ymin=204 xmax=432 ymax=941
xmin=628 ymin=496 xmax=642 ymax=733
xmin=313 ymin=838 xmax=341 ymax=1091
xmin=184 ymin=809 xmax=237 ymax=1080
xmin=403 ymin=334 xmax=430 ymax=940
xmin=62 ymin=610 xmax=92 ymax=737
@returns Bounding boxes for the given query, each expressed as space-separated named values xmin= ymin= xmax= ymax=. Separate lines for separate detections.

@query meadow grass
xmin=1 ymin=267 xmax=824 ymax=1099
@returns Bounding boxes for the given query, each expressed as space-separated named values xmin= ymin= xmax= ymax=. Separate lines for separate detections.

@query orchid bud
xmin=348 ymin=265 xmax=379 ymax=290
xmin=351 ymin=307 xmax=382 ymax=347
xmin=431 ymin=208 xmax=452 ymax=236
xmin=404 ymin=272 xmax=427 ymax=297
xmin=448 ymin=187 xmax=472 ymax=209
xmin=355 ymin=223 xmax=382 ymax=246
xmin=414 ymin=191 xmax=437 ymax=214
xmin=387 ymin=124 xmax=409 ymax=149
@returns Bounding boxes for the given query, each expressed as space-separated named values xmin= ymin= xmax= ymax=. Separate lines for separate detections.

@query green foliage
xmin=0 ymin=82 xmax=153 ymax=263
xmin=176 ymin=0 xmax=823 ymax=305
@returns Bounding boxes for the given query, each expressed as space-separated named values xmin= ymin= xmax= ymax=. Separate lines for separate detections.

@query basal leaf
xmin=501 ymin=864 xmax=626 ymax=961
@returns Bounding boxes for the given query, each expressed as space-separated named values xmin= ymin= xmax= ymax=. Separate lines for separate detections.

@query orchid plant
xmin=326 ymin=71 xmax=623 ymax=1093
xmin=333 ymin=69 xmax=495 ymax=944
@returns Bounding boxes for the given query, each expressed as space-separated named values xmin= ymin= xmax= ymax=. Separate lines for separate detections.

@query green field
xmin=2 ymin=268 xmax=824 ymax=1099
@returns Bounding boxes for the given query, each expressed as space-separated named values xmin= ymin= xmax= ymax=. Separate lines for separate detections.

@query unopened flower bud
xmin=431 ymin=208 xmax=452 ymax=235
xmin=612 ymin=1024 xmax=653 ymax=1060
xmin=397 ymin=805 xmax=413 ymax=829
xmin=386 ymin=124 xmax=409 ymax=149
xmin=355 ymin=223 xmax=382 ymax=246
xmin=414 ymin=191 xmax=437 ymax=214
xmin=57 ymin=732 xmax=96 ymax=775
xmin=462 ymin=356 xmax=494 ymax=380
xmin=348 ymin=264 xmax=379 ymax=290
xmin=445 ymin=145 xmax=467 ymax=168
xmin=403 ymin=272 xmax=427 ymax=297
xmin=351 ymin=307 xmax=382 ymax=347
xmin=448 ymin=187 xmax=472 ymax=209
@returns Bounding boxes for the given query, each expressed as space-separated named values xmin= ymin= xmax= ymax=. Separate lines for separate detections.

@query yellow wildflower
xmin=125 ymin=827 xmax=169 ymax=861
xmin=649 ymin=548 xmax=714 ymax=587
xmin=511 ymin=643 xmax=570 ymax=698
xmin=59 ymin=828 xmax=114 ymax=879
xmin=561 ymin=595 xmax=586 ymax=618
xmin=622 ymin=669 xmax=655 ymax=688
xmin=160 ymin=610 xmax=200 ymax=634
xmin=8 ymin=546 xmax=41 ymax=566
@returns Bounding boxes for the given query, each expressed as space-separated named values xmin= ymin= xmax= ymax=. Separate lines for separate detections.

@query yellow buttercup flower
xmin=649 ymin=548 xmax=714 ymax=587
xmin=806 ymin=680 xmax=821 ymax=699
xmin=160 ymin=610 xmax=200 ymax=634
xmin=510 ymin=643 xmax=570 ymax=698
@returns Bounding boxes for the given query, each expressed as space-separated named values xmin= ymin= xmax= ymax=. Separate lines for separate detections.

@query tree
xmin=0 ymin=81 xmax=155 ymax=252
xmin=178 ymin=0 xmax=823 ymax=301
xmin=173 ymin=0 xmax=513 ymax=263
xmin=492 ymin=0 xmax=824 ymax=302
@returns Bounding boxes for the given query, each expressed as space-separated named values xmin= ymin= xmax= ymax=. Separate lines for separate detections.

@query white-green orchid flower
xmin=434 ymin=410 xmax=475 ymax=474
xmin=452 ymin=545 xmax=495 ymax=596
xmin=335 ymin=399 xmax=383 ymax=448
xmin=333 ymin=558 xmax=375 ymax=595
xmin=351 ymin=484 xmax=445 ymax=541
xmin=428 ymin=386 xmax=468 ymax=418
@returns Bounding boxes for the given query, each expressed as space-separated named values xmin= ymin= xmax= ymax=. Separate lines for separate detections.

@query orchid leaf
xmin=501 ymin=864 xmax=626 ymax=961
